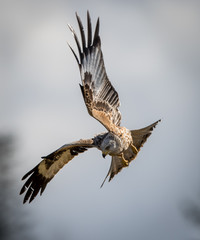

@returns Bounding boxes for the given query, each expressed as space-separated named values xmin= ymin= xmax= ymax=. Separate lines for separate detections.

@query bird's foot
xmin=131 ymin=144 xmax=138 ymax=154
xmin=121 ymin=153 xmax=129 ymax=166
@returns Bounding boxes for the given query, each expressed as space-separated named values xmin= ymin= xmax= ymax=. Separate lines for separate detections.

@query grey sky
xmin=1 ymin=0 xmax=200 ymax=239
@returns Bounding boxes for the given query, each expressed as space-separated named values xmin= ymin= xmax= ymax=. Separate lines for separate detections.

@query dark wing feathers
xmin=101 ymin=120 xmax=160 ymax=186
xmin=76 ymin=13 xmax=86 ymax=51
xmin=67 ymin=24 xmax=82 ymax=65
xmin=87 ymin=11 xmax=92 ymax=47
xmin=68 ymin=11 xmax=121 ymax=131
xmin=93 ymin=17 xmax=100 ymax=45
xmin=20 ymin=164 xmax=49 ymax=204
xmin=20 ymin=139 xmax=94 ymax=203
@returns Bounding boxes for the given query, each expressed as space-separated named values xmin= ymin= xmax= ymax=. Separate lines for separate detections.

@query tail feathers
xmin=100 ymin=155 xmax=127 ymax=187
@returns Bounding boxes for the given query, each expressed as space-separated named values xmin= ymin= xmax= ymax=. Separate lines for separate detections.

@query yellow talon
xmin=121 ymin=153 xmax=129 ymax=166
xmin=131 ymin=144 xmax=138 ymax=154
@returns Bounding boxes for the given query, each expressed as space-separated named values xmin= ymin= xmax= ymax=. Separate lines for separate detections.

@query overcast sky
xmin=1 ymin=0 xmax=200 ymax=239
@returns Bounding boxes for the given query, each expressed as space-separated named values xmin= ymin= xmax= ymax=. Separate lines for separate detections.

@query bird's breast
xmin=115 ymin=126 xmax=132 ymax=151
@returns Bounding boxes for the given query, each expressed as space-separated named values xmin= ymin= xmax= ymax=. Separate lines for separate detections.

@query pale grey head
xmin=100 ymin=132 xmax=123 ymax=157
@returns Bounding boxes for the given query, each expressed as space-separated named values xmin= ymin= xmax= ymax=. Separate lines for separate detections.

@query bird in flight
xmin=20 ymin=11 xmax=160 ymax=204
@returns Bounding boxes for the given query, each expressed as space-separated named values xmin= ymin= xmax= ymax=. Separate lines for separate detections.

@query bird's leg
xmin=120 ymin=153 xmax=129 ymax=166
xmin=131 ymin=144 xmax=138 ymax=154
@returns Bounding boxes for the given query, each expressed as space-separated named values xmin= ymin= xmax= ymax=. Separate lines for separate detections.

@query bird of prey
xmin=20 ymin=11 xmax=160 ymax=203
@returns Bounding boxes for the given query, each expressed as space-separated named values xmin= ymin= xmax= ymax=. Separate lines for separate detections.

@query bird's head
xmin=100 ymin=133 xmax=122 ymax=158
xmin=101 ymin=140 xmax=116 ymax=158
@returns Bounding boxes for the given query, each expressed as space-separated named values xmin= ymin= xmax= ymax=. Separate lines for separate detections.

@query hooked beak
xmin=102 ymin=152 xmax=108 ymax=158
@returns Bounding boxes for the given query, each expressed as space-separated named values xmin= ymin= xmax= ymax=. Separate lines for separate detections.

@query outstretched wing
xmin=101 ymin=120 xmax=161 ymax=186
xmin=68 ymin=11 xmax=121 ymax=131
xmin=20 ymin=139 xmax=94 ymax=203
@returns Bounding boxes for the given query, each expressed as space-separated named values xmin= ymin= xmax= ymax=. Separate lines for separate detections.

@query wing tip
xmin=152 ymin=119 xmax=161 ymax=130
xmin=93 ymin=17 xmax=100 ymax=46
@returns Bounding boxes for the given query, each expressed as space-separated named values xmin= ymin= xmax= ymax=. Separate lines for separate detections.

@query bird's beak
xmin=102 ymin=152 xmax=107 ymax=158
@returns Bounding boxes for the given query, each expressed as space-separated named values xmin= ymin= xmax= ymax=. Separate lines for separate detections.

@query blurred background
xmin=0 ymin=0 xmax=200 ymax=239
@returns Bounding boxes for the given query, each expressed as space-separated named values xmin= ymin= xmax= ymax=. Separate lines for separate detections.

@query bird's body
xmin=20 ymin=11 xmax=160 ymax=203
xmin=97 ymin=127 xmax=132 ymax=156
